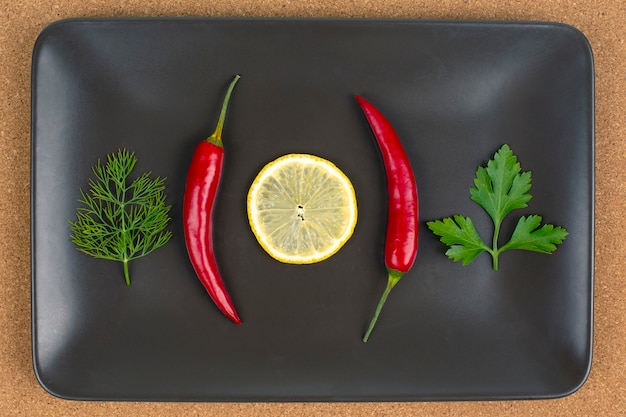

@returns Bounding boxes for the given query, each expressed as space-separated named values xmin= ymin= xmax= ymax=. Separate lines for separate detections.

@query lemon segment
xmin=247 ymin=154 xmax=358 ymax=264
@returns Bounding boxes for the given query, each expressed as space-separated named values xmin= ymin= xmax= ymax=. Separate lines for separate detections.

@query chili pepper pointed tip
xmin=224 ymin=308 xmax=242 ymax=325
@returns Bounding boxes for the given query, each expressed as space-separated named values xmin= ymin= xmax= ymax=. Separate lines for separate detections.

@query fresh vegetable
xmin=355 ymin=95 xmax=419 ymax=343
xmin=247 ymin=153 xmax=358 ymax=264
xmin=69 ymin=149 xmax=172 ymax=285
xmin=183 ymin=75 xmax=242 ymax=324
xmin=427 ymin=144 xmax=568 ymax=270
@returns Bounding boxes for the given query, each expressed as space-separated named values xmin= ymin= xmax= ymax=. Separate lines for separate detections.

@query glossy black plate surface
xmin=32 ymin=18 xmax=594 ymax=401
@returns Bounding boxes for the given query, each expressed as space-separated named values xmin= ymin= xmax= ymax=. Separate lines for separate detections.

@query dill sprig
xmin=69 ymin=149 xmax=172 ymax=285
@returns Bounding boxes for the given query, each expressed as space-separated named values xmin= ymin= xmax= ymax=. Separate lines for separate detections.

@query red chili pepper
xmin=355 ymin=95 xmax=419 ymax=342
xmin=183 ymin=75 xmax=241 ymax=324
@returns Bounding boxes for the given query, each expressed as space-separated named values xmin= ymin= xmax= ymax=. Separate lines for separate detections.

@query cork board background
xmin=1 ymin=0 xmax=624 ymax=415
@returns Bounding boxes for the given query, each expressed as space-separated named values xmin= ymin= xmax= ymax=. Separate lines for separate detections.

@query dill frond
xmin=68 ymin=149 xmax=172 ymax=285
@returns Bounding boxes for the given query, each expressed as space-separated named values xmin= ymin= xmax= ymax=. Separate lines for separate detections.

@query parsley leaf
xmin=469 ymin=144 xmax=532 ymax=225
xmin=501 ymin=215 xmax=569 ymax=253
xmin=426 ymin=215 xmax=489 ymax=265
xmin=426 ymin=144 xmax=568 ymax=270
xmin=69 ymin=149 xmax=172 ymax=285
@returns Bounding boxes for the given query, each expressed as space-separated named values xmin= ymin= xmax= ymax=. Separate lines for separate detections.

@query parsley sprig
xmin=427 ymin=144 xmax=568 ymax=270
xmin=69 ymin=149 xmax=172 ymax=285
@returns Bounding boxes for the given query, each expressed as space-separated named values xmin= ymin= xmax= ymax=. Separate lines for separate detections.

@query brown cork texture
xmin=1 ymin=0 xmax=624 ymax=415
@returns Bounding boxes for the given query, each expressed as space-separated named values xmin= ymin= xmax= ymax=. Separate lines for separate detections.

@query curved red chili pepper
xmin=183 ymin=75 xmax=241 ymax=324
xmin=355 ymin=95 xmax=419 ymax=342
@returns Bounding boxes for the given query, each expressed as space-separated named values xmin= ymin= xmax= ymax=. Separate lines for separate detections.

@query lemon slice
xmin=247 ymin=154 xmax=358 ymax=264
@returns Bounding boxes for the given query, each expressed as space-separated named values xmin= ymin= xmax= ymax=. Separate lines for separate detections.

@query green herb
xmin=426 ymin=144 xmax=568 ymax=270
xmin=69 ymin=149 xmax=172 ymax=285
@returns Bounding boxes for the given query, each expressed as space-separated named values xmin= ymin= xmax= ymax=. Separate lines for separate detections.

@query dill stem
xmin=123 ymin=259 xmax=130 ymax=286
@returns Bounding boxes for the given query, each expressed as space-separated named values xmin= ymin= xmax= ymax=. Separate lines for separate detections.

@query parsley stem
xmin=492 ymin=218 xmax=502 ymax=271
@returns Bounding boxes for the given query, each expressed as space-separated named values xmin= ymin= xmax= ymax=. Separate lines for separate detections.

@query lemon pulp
xmin=247 ymin=154 xmax=358 ymax=264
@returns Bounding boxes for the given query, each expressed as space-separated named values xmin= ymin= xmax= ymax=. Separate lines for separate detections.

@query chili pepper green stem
xmin=207 ymin=75 xmax=240 ymax=147
xmin=363 ymin=269 xmax=404 ymax=342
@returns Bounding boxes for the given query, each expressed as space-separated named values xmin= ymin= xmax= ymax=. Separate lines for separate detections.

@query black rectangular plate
xmin=31 ymin=18 xmax=594 ymax=401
